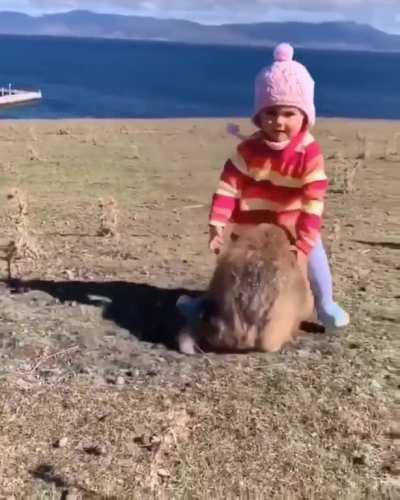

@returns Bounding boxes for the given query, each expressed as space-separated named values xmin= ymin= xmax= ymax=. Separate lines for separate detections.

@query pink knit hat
xmin=253 ymin=43 xmax=316 ymax=127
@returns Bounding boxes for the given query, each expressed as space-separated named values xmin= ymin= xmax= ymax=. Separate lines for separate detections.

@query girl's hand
xmin=209 ymin=225 xmax=224 ymax=254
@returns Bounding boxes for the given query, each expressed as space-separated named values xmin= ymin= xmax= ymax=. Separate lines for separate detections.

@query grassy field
xmin=0 ymin=118 xmax=399 ymax=498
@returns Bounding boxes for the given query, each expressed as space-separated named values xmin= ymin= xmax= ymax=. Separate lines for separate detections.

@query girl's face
xmin=259 ymin=106 xmax=305 ymax=142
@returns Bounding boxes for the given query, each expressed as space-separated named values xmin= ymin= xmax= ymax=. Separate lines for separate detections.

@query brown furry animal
xmin=178 ymin=223 xmax=314 ymax=354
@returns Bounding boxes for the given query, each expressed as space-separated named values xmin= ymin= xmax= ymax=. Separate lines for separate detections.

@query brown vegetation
xmin=0 ymin=118 xmax=398 ymax=498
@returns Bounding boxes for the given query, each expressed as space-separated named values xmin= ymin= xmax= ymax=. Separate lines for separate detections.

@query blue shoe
xmin=176 ymin=295 xmax=206 ymax=321
xmin=318 ymin=302 xmax=350 ymax=331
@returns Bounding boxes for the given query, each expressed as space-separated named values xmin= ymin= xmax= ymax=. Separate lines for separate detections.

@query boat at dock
xmin=0 ymin=84 xmax=42 ymax=108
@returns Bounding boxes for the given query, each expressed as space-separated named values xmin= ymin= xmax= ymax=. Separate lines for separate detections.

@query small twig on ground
xmin=181 ymin=204 xmax=205 ymax=210
xmin=31 ymin=346 xmax=80 ymax=373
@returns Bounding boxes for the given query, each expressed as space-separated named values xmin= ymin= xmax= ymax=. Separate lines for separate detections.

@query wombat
xmin=178 ymin=223 xmax=314 ymax=354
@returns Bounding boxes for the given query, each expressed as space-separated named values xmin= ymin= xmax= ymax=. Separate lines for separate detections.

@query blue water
xmin=1 ymin=34 xmax=399 ymax=120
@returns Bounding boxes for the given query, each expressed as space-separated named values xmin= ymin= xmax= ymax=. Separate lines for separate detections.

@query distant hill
xmin=0 ymin=10 xmax=400 ymax=51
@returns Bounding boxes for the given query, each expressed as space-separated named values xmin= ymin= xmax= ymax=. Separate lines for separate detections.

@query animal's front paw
xmin=177 ymin=328 xmax=199 ymax=355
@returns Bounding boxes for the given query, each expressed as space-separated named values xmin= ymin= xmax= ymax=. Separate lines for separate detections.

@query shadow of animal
xmin=4 ymin=278 xmax=202 ymax=349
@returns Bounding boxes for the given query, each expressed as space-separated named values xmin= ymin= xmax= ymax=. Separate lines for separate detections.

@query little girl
xmin=181 ymin=43 xmax=349 ymax=331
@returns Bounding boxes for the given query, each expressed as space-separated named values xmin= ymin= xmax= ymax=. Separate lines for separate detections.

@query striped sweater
xmin=209 ymin=129 xmax=329 ymax=255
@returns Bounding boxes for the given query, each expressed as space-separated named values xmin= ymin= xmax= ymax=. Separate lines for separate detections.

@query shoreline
xmin=1 ymin=116 xmax=400 ymax=125
xmin=1 ymin=30 xmax=400 ymax=54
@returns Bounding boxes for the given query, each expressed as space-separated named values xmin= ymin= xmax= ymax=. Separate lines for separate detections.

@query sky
xmin=2 ymin=0 xmax=400 ymax=34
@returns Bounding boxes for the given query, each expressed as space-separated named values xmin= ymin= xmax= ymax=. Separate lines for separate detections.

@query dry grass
xmin=327 ymin=158 xmax=363 ymax=194
xmin=0 ymin=362 xmax=398 ymax=499
xmin=327 ymin=218 xmax=342 ymax=261
xmin=344 ymin=159 xmax=362 ymax=193
xmin=97 ymin=197 xmax=119 ymax=238
xmin=0 ymin=188 xmax=41 ymax=278
xmin=0 ymin=118 xmax=399 ymax=498
xmin=355 ymin=130 xmax=400 ymax=162
xmin=395 ymin=132 xmax=400 ymax=155
xmin=383 ymin=131 xmax=400 ymax=159
xmin=356 ymin=131 xmax=372 ymax=160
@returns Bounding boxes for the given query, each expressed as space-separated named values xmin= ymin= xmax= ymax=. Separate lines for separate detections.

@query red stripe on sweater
xmin=220 ymin=160 xmax=248 ymax=188
xmin=210 ymin=131 xmax=327 ymax=253
xmin=304 ymin=141 xmax=322 ymax=162
xmin=243 ymin=181 xmax=302 ymax=204
xmin=297 ymin=212 xmax=322 ymax=231
xmin=211 ymin=193 xmax=239 ymax=211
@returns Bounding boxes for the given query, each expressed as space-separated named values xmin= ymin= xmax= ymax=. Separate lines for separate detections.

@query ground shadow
xmin=3 ymin=278 xmax=323 ymax=351
xmin=5 ymin=278 xmax=203 ymax=349
xmin=30 ymin=464 xmax=67 ymax=489
xmin=354 ymin=239 xmax=400 ymax=250
xmin=30 ymin=464 xmax=100 ymax=499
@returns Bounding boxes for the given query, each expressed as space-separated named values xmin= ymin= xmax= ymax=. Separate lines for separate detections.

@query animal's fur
xmin=178 ymin=223 xmax=314 ymax=354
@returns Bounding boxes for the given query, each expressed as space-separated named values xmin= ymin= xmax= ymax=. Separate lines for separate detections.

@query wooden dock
xmin=0 ymin=85 xmax=42 ymax=108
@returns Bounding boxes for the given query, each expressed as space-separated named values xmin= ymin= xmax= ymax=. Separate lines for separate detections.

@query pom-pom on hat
xmin=253 ymin=43 xmax=316 ymax=127
xmin=273 ymin=42 xmax=294 ymax=61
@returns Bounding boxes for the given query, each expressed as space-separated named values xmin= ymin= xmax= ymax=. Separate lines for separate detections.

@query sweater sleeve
xmin=209 ymin=147 xmax=250 ymax=228
xmin=295 ymin=142 xmax=329 ymax=255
